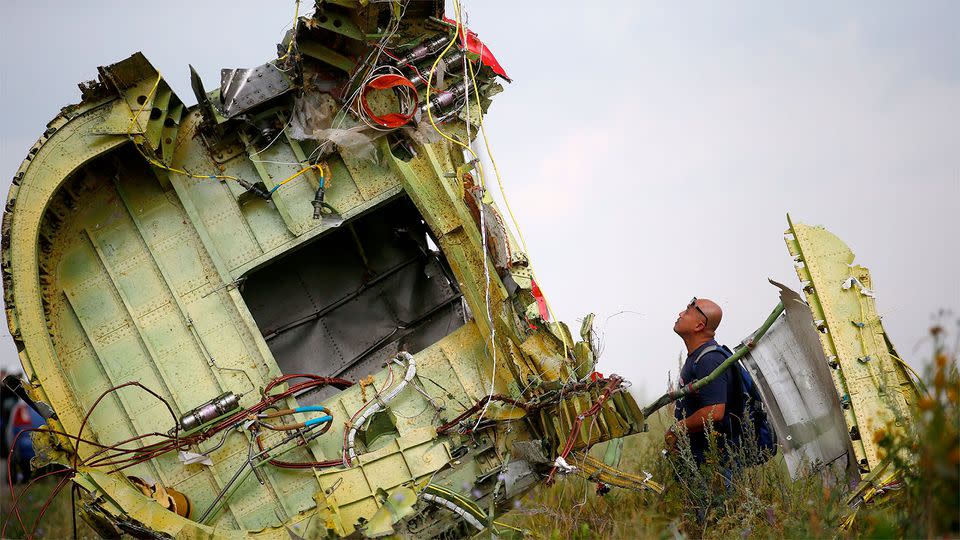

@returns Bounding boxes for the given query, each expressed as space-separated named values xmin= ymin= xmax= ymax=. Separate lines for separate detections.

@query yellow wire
xmin=461 ymin=20 xmax=568 ymax=359
xmin=123 ymin=72 xmax=323 ymax=193
xmin=273 ymin=162 xmax=326 ymax=190
xmin=890 ymin=353 xmax=931 ymax=397
xmin=125 ymin=74 xmax=163 ymax=136
xmin=424 ymin=0 xmax=513 ymax=413
xmin=424 ymin=2 xmax=483 ymax=176
xmin=850 ymin=290 xmax=927 ymax=404
xmin=277 ymin=0 xmax=301 ymax=62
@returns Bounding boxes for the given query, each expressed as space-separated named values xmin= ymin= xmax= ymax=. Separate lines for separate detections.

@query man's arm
xmin=679 ymin=403 xmax=725 ymax=433
xmin=665 ymin=403 xmax=726 ymax=449
xmin=665 ymin=349 xmax=730 ymax=449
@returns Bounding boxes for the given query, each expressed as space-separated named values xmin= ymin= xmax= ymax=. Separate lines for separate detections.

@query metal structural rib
xmin=1 ymin=2 xmax=643 ymax=538
xmin=2 ymin=2 xmax=920 ymax=537
xmin=784 ymin=215 xmax=920 ymax=475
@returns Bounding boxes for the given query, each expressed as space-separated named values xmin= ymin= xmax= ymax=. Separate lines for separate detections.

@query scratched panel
xmin=171 ymin=136 xmax=268 ymax=272
xmin=786 ymin=218 xmax=918 ymax=473
xmin=112 ymin=165 xmax=324 ymax=525
xmin=87 ymin=216 xmax=222 ymax=412
xmin=341 ymin=147 xmax=400 ymax=202
xmin=42 ymin=165 xmax=297 ymax=529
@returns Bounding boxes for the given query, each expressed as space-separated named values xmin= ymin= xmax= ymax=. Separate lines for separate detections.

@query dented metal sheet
xmin=219 ymin=63 xmax=293 ymax=118
xmin=740 ymin=280 xmax=855 ymax=480
xmin=1 ymin=2 xmax=645 ymax=538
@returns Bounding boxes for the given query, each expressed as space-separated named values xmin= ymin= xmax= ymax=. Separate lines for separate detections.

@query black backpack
xmin=695 ymin=345 xmax=778 ymax=465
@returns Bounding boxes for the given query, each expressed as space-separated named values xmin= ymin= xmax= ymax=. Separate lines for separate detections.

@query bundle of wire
xmin=302 ymin=0 xmax=413 ymax=165
xmin=545 ymin=376 xmax=625 ymax=485
xmin=434 ymin=376 xmax=622 ymax=437
xmin=2 ymin=374 xmax=352 ymax=539
xmin=341 ymin=365 xmax=395 ymax=467
xmin=354 ymin=67 xmax=419 ymax=130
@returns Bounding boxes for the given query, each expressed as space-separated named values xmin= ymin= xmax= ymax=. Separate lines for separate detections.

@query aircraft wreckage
xmin=2 ymin=1 xmax=922 ymax=538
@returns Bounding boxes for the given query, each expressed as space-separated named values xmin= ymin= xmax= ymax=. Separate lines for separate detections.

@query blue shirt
xmin=675 ymin=339 xmax=736 ymax=462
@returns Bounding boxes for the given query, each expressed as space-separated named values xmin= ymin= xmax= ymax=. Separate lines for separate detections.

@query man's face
xmin=673 ymin=298 xmax=707 ymax=336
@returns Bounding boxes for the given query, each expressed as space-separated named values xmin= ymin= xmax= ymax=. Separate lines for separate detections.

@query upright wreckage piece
xmin=1 ymin=1 xmax=920 ymax=538
xmin=2 ymin=2 xmax=645 ymax=537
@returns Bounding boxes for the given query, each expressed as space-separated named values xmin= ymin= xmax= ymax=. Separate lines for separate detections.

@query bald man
xmin=664 ymin=297 xmax=736 ymax=464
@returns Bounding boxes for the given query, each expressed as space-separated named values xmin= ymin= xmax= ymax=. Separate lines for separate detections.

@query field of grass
xmin=2 ymin=326 xmax=957 ymax=539
xmin=1 ymin=469 xmax=99 ymax=539
xmin=501 ymin=327 xmax=959 ymax=539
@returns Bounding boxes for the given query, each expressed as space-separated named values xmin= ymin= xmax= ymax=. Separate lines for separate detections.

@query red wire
xmin=72 ymin=382 xmax=181 ymax=471
xmin=29 ymin=473 xmax=73 ymax=540
xmin=3 ymin=374 xmax=356 ymax=534
xmin=435 ymin=394 xmax=530 ymax=435
xmin=359 ymin=74 xmax=418 ymax=128
xmin=545 ymin=377 xmax=623 ymax=485
xmin=254 ymin=421 xmax=341 ymax=469
xmin=2 ymin=453 xmax=75 ymax=539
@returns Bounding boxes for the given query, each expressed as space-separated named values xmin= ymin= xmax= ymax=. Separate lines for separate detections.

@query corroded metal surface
xmin=785 ymin=216 xmax=919 ymax=474
xmin=2 ymin=3 xmax=642 ymax=537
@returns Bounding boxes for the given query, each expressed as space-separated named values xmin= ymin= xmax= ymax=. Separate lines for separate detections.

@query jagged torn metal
xmin=739 ymin=280 xmax=855 ymax=480
xmin=784 ymin=216 xmax=920 ymax=475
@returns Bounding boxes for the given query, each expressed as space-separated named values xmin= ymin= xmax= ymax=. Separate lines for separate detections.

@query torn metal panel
xmin=785 ymin=216 xmax=919 ymax=475
xmin=242 ymin=196 xmax=467 ymax=385
xmin=3 ymin=3 xmax=647 ymax=538
xmin=739 ymin=280 xmax=855 ymax=480
xmin=218 ymin=63 xmax=293 ymax=118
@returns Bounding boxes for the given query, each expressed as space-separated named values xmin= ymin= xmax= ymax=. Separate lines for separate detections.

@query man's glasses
xmin=689 ymin=297 xmax=709 ymax=327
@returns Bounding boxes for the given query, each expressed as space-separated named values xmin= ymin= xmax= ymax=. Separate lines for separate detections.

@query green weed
xmin=504 ymin=323 xmax=960 ymax=539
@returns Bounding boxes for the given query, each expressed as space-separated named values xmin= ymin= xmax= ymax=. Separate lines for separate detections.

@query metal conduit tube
xmin=346 ymin=351 xmax=416 ymax=461
xmin=420 ymin=493 xmax=484 ymax=531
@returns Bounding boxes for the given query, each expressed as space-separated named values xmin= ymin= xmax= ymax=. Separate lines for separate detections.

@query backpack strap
xmin=695 ymin=344 xmax=743 ymax=408
xmin=693 ymin=345 xmax=719 ymax=365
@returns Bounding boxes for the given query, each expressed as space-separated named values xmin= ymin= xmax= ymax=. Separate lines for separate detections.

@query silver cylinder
xmin=396 ymin=34 xmax=450 ymax=66
xmin=409 ymin=50 xmax=465 ymax=87
xmin=179 ymin=392 xmax=240 ymax=433
xmin=419 ymin=80 xmax=468 ymax=117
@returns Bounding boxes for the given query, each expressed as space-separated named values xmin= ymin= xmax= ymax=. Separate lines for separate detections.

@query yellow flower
xmin=872 ymin=428 xmax=887 ymax=444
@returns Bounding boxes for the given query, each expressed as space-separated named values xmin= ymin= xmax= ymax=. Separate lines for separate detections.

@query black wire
xmin=71 ymin=483 xmax=78 ymax=540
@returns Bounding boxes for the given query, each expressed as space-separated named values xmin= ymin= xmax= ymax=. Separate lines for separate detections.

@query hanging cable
xmin=276 ymin=0 xmax=301 ymax=64
xmin=461 ymin=27 xmax=568 ymax=363
xmin=358 ymin=73 xmax=418 ymax=129
xmin=346 ymin=352 xmax=416 ymax=464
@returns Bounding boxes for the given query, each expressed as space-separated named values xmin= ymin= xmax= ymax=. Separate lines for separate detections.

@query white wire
xmin=246 ymin=115 xmax=294 ymax=164
xmin=306 ymin=0 xmax=412 ymax=163
xmin=457 ymin=0 xmax=496 ymax=433
xmin=352 ymin=65 xmax=417 ymax=132
xmin=247 ymin=159 xmax=303 ymax=167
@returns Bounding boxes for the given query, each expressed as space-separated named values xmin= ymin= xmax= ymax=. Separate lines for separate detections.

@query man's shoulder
xmin=693 ymin=344 xmax=729 ymax=374
xmin=692 ymin=341 xmax=725 ymax=362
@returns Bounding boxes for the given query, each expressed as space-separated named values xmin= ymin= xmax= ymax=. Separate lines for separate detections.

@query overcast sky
xmin=1 ymin=1 xmax=957 ymax=401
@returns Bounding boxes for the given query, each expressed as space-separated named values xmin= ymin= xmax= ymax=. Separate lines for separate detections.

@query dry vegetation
xmin=2 ymin=325 xmax=958 ymax=539
xmin=502 ymin=324 xmax=960 ymax=539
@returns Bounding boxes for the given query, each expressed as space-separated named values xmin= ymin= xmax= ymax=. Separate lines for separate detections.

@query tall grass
xmin=1 ymin=325 xmax=956 ymax=539
xmin=504 ymin=324 xmax=960 ymax=539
